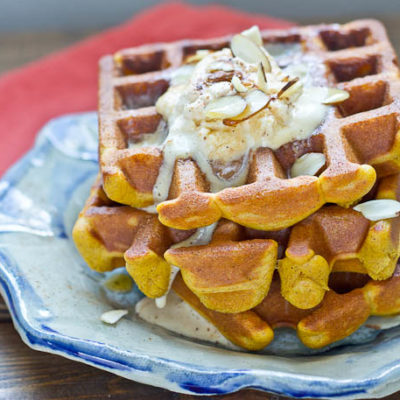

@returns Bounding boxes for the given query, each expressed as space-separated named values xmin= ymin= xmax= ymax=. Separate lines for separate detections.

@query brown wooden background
xmin=1 ymin=16 xmax=400 ymax=400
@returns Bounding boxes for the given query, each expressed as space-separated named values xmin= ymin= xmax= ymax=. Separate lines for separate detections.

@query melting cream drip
xmin=154 ymin=223 xmax=218 ymax=308
xmin=128 ymin=120 xmax=168 ymax=150
xmin=151 ymin=47 xmax=330 ymax=205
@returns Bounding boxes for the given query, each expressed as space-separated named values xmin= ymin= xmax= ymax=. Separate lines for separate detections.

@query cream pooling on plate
xmin=153 ymin=27 xmax=331 ymax=204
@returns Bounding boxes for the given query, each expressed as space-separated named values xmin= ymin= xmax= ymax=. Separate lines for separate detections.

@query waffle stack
xmin=73 ymin=19 xmax=400 ymax=350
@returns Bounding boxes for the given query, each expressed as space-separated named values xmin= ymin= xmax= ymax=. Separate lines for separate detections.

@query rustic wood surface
xmin=1 ymin=15 xmax=400 ymax=399
xmin=0 ymin=314 xmax=290 ymax=400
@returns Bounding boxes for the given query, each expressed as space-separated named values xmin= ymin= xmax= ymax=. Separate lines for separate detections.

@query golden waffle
xmin=173 ymin=268 xmax=400 ymax=350
xmin=279 ymin=173 xmax=400 ymax=310
xmin=72 ymin=177 xmax=193 ymax=298
xmin=99 ymin=20 xmax=400 ymax=232
xmin=72 ymin=19 xmax=400 ymax=353
xmin=73 ymin=179 xmax=400 ymax=349
xmin=74 ymin=181 xmax=279 ymax=312
xmin=172 ymin=272 xmax=274 ymax=351
xmin=165 ymin=219 xmax=278 ymax=313
xmin=74 ymin=177 xmax=400 ymax=315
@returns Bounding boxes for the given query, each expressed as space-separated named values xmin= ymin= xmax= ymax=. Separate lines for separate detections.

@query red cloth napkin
xmin=0 ymin=2 xmax=294 ymax=176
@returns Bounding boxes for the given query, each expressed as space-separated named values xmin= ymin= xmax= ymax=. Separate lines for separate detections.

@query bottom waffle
xmin=73 ymin=177 xmax=400 ymax=350
xmin=173 ymin=268 xmax=400 ymax=350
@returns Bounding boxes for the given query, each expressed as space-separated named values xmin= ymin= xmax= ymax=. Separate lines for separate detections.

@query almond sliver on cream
xmin=257 ymin=63 xmax=268 ymax=93
xmin=209 ymin=62 xmax=234 ymax=72
xmin=231 ymin=76 xmax=248 ymax=93
xmin=185 ymin=49 xmax=212 ymax=64
xmin=205 ymin=95 xmax=247 ymax=119
xmin=231 ymin=34 xmax=271 ymax=72
xmin=223 ymin=89 xmax=270 ymax=125
xmin=241 ymin=25 xmax=263 ymax=46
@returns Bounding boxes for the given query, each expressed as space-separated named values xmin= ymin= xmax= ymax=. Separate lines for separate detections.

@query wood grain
xmin=0 ymin=310 xmax=286 ymax=400
xmin=0 ymin=301 xmax=9 ymax=322
xmin=2 ymin=295 xmax=400 ymax=400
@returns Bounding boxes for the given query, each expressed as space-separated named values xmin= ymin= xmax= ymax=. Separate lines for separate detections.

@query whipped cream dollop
xmin=157 ymin=49 xmax=328 ymax=162
xmin=152 ymin=28 xmax=331 ymax=203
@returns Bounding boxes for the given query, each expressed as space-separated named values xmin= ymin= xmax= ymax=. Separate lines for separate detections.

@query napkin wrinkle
xmin=0 ymin=1 xmax=295 ymax=176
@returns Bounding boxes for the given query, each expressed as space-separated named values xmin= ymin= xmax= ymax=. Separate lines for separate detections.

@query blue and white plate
xmin=1 ymin=112 xmax=400 ymax=399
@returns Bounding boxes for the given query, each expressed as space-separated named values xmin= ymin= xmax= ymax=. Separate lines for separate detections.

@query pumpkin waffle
xmin=74 ymin=179 xmax=400 ymax=349
xmin=73 ymin=19 xmax=400 ymax=352
xmin=74 ymin=176 xmax=400 ymax=315
xmin=279 ymin=173 xmax=400 ymax=310
xmin=173 ymin=267 xmax=400 ymax=350
xmin=73 ymin=179 xmax=279 ymax=312
xmin=165 ymin=219 xmax=278 ymax=313
xmin=99 ymin=19 xmax=400 ymax=232
xmin=72 ymin=177 xmax=193 ymax=298
xmin=164 ymin=171 xmax=400 ymax=313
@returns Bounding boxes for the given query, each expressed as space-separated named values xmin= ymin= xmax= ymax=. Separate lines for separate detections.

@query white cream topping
xmin=154 ymin=223 xmax=217 ymax=308
xmin=127 ymin=122 xmax=167 ymax=150
xmin=155 ymin=266 xmax=179 ymax=309
xmin=151 ymin=43 xmax=330 ymax=204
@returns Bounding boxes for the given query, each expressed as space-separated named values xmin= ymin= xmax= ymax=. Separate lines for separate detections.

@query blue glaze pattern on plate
xmin=1 ymin=112 xmax=400 ymax=398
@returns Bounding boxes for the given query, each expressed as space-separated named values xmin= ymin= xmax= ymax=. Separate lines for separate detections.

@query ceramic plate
xmin=1 ymin=112 xmax=400 ymax=399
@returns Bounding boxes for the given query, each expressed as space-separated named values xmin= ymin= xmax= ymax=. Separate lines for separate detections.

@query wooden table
xmin=1 ymin=17 xmax=400 ymax=399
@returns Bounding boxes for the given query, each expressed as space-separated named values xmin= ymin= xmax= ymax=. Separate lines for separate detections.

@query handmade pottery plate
xmin=1 ymin=112 xmax=400 ymax=399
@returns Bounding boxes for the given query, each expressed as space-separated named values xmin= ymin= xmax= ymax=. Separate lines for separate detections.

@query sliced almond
xmin=257 ymin=63 xmax=268 ymax=93
xmin=209 ymin=61 xmax=234 ymax=72
xmin=264 ymin=56 xmax=272 ymax=73
xmin=241 ymin=25 xmax=263 ymax=46
xmin=231 ymin=76 xmax=248 ymax=93
xmin=290 ymin=153 xmax=326 ymax=178
xmin=185 ymin=49 xmax=211 ymax=64
xmin=231 ymin=34 xmax=271 ymax=72
xmin=223 ymin=89 xmax=270 ymax=126
xmin=205 ymin=95 xmax=247 ymax=119
xmin=323 ymin=88 xmax=350 ymax=105
xmin=207 ymin=70 xmax=235 ymax=83
xmin=278 ymin=77 xmax=302 ymax=99
xmin=245 ymin=89 xmax=270 ymax=114
xmin=101 ymin=309 xmax=128 ymax=325
xmin=353 ymin=200 xmax=400 ymax=221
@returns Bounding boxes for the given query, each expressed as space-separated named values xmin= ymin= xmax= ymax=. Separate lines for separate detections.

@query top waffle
xmin=99 ymin=20 xmax=400 ymax=231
